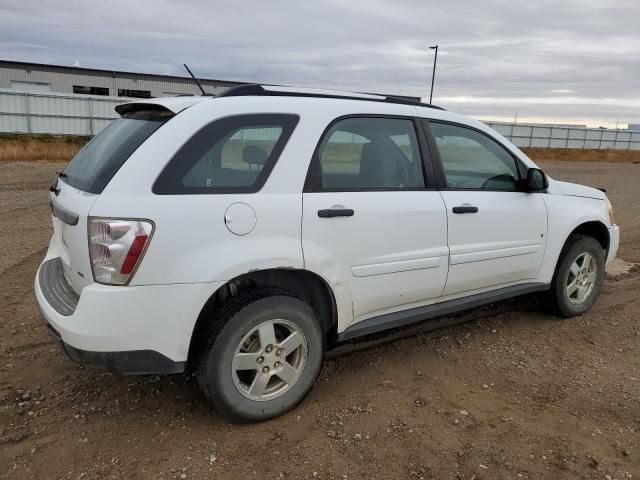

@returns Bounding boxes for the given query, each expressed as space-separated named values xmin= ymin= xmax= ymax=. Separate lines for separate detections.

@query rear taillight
xmin=88 ymin=218 xmax=154 ymax=285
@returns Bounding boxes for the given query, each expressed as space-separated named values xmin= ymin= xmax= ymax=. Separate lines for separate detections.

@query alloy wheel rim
xmin=566 ymin=252 xmax=597 ymax=305
xmin=231 ymin=319 xmax=308 ymax=401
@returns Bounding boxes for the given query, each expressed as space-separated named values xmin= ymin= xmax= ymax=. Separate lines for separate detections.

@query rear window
xmin=63 ymin=110 xmax=171 ymax=193
xmin=153 ymin=114 xmax=299 ymax=194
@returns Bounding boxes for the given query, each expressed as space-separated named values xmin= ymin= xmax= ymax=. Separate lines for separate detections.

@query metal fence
xmin=1 ymin=89 xmax=639 ymax=151
xmin=0 ymin=89 xmax=123 ymax=136
xmin=485 ymin=122 xmax=640 ymax=151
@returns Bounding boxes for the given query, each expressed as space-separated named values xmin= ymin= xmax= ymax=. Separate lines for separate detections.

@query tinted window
xmin=313 ymin=117 xmax=425 ymax=191
xmin=153 ymin=114 xmax=299 ymax=194
xmin=118 ymin=89 xmax=152 ymax=99
xmin=63 ymin=110 xmax=170 ymax=193
xmin=429 ymin=122 xmax=519 ymax=190
xmin=73 ymin=85 xmax=109 ymax=96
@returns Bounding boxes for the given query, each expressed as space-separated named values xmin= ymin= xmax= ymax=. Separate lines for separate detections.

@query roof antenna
xmin=183 ymin=63 xmax=206 ymax=96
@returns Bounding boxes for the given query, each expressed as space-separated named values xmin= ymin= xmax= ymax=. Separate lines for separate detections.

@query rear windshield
xmin=63 ymin=110 xmax=171 ymax=193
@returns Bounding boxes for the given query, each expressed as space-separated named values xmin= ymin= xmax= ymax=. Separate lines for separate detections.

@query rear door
xmin=424 ymin=120 xmax=547 ymax=296
xmin=302 ymin=116 xmax=449 ymax=327
xmin=51 ymin=110 xmax=170 ymax=292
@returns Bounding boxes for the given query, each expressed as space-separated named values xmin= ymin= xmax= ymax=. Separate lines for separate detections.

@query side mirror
xmin=525 ymin=168 xmax=548 ymax=192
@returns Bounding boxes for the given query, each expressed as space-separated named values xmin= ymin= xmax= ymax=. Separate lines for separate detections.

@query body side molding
xmin=338 ymin=282 xmax=550 ymax=341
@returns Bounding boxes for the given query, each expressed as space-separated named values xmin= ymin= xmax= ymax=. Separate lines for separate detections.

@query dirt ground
xmin=0 ymin=161 xmax=639 ymax=480
xmin=522 ymin=148 xmax=640 ymax=165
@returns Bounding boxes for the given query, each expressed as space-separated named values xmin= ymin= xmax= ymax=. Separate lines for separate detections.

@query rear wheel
xmin=196 ymin=290 xmax=324 ymax=422
xmin=544 ymin=235 xmax=605 ymax=317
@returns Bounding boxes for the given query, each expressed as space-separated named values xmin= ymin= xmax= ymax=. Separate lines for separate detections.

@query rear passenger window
xmin=153 ymin=114 xmax=299 ymax=194
xmin=183 ymin=125 xmax=283 ymax=188
xmin=309 ymin=117 xmax=425 ymax=191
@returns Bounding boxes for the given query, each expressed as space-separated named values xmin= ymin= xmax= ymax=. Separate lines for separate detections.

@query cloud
xmin=0 ymin=0 xmax=638 ymax=124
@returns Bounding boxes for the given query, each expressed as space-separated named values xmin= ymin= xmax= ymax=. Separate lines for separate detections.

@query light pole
xmin=429 ymin=45 xmax=438 ymax=104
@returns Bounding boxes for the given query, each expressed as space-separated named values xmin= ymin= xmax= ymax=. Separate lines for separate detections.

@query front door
xmin=302 ymin=116 xmax=449 ymax=330
xmin=425 ymin=121 xmax=548 ymax=296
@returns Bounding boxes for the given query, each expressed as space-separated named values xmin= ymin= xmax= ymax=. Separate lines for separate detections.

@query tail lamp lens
xmin=88 ymin=218 xmax=153 ymax=285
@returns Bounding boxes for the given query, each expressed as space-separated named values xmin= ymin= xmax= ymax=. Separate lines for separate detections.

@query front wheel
xmin=196 ymin=290 xmax=324 ymax=422
xmin=545 ymin=235 xmax=606 ymax=317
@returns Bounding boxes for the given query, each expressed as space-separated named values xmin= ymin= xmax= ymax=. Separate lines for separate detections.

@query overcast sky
xmin=1 ymin=0 xmax=638 ymax=126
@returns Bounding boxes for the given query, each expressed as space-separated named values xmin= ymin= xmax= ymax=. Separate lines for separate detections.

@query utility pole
xmin=429 ymin=45 xmax=438 ymax=104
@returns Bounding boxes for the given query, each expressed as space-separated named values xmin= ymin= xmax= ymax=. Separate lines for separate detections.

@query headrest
xmin=360 ymin=142 xmax=397 ymax=181
xmin=243 ymin=145 xmax=268 ymax=166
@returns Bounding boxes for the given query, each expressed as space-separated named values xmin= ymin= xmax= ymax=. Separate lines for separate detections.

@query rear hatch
xmin=49 ymin=107 xmax=173 ymax=294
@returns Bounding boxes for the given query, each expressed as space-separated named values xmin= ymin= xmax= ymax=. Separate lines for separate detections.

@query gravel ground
xmin=0 ymin=161 xmax=638 ymax=480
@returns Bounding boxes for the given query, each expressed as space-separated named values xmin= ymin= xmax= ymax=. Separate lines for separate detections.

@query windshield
xmin=63 ymin=110 xmax=171 ymax=193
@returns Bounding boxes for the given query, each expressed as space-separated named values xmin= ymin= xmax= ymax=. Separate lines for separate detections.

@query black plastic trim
xmin=115 ymin=103 xmax=177 ymax=116
xmin=217 ymin=84 xmax=267 ymax=97
xmin=46 ymin=325 xmax=184 ymax=375
xmin=338 ymin=283 xmax=549 ymax=341
xmin=49 ymin=177 xmax=61 ymax=196
xmin=50 ymin=200 xmax=79 ymax=226
xmin=452 ymin=205 xmax=479 ymax=214
xmin=218 ymin=84 xmax=445 ymax=110
xmin=318 ymin=208 xmax=354 ymax=218
xmin=39 ymin=257 xmax=79 ymax=316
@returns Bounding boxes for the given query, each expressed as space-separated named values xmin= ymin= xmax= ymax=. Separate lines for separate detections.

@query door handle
xmin=317 ymin=208 xmax=354 ymax=218
xmin=452 ymin=205 xmax=479 ymax=214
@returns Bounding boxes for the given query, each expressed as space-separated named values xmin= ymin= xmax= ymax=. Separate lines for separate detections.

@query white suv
xmin=36 ymin=85 xmax=619 ymax=421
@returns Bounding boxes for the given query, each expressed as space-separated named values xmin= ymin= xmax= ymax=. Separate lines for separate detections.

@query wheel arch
xmin=541 ymin=220 xmax=609 ymax=317
xmin=187 ymin=268 xmax=338 ymax=368
xmin=566 ymin=220 xmax=610 ymax=252
xmin=549 ymin=220 xmax=610 ymax=279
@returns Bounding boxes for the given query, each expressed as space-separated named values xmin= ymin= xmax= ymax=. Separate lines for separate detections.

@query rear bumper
xmin=607 ymin=224 xmax=620 ymax=265
xmin=35 ymin=255 xmax=224 ymax=375
xmin=45 ymin=323 xmax=184 ymax=375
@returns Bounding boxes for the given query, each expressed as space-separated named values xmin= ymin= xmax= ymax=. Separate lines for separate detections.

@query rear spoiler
xmin=115 ymin=103 xmax=175 ymax=116
xmin=115 ymin=96 xmax=208 ymax=116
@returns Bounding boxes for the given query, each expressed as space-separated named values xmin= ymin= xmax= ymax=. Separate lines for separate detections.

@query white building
xmin=0 ymin=59 xmax=244 ymax=98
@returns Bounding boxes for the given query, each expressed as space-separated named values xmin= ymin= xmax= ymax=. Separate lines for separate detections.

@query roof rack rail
xmin=217 ymin=84 xmax=445 ymax=110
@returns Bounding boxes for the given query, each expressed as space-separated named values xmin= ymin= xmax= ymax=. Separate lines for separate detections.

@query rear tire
xmin=544 ymin=234 xmax=605 ymax=317
xmin=196 ymin=289 xmax=324 ymax=422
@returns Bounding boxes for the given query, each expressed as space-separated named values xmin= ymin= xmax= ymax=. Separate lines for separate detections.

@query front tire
xmin=545 ymin=234 xmax=606 ymax=317
xmin=196 ymin=290 xmax=324 ymax=422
